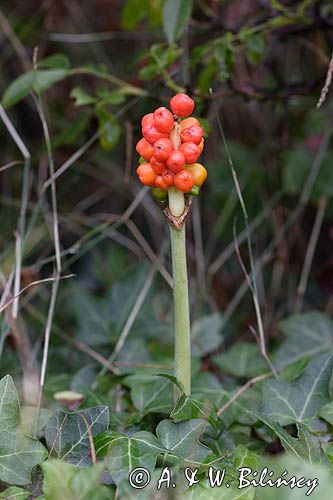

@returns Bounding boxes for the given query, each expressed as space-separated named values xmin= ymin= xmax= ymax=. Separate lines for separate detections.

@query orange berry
xmin=153 ymin=138 xmax=173 ymax=162
xmin=179 ymin=142 xmax=201 ymax=164
xmin=153 ymin=107 xmax=174 ymax=134
xmin=136 ymin=163 xmax=156 ymax=186
xmin=198 ymin=137 xmax=204 ymax=153
xmin=170 ymin=93 xmax=194 ymax=117
xmin=136 ymin=138 xmax=154 ymax=161
xmin=166 ymin=150 xmax=185 ymax=173
xmin=174 ymin=169 xmax=194 ymax=193
xmin=180 ymin=117 xmax=200 ymax=130
xmin=142 ymin=124 xmax=168 ymax=144
xmin=150 ymin=156 xmax=166 ymax=174
xmin=141 ymin=113 xmax=154 ymax=128
xmin=180 ymin=125 xmax=203 ymax=145
xmin=162 ymin=170 xmax=174 ymax=186
xmin=155 ymin=175 xmax=169 ymax=190
xmin=186 ymin=163 xmax=207 ymax=187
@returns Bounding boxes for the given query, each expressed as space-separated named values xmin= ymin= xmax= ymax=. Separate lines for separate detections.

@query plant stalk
xmin=169 ymin=224 xmax=191 ymax=396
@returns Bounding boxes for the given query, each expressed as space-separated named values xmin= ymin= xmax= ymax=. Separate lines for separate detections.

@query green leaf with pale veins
xmin=275 ymin=312 xmax=333 ymax=368
xmin=214 ymin=342 xmax=268 ymax=378
xmin=42 ymin=460 xmax=110 ymax=500
xmin=262 ymin=353 xmax=333 ymax=431
xmin=163 ymin=0 xmax=193 ymax=44
xmin=45 ymin=405 xmax=109 ymax=466
xmin=0 ymin=487 xmax=30 ymax=499
xmin=252 ymin=413 xmax=326 ymax=464
xmin=95 ymin=430 xmax=165 ymax=485
xmin=124 ymin=373 xmax=173 ymax=415
xmin=156 ymin=419 xmax=210 ymax=463
xmin=0 ymin=375 xmax=47 ymax=485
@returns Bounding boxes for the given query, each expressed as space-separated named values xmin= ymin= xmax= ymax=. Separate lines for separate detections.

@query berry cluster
xmin=136 ymin=94 xmax=207 ymax=201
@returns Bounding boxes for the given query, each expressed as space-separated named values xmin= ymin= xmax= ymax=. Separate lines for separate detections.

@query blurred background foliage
xmin=1 ymin=0 xmax=333 ymax=405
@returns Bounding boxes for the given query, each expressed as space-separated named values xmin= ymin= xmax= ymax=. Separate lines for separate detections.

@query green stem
xmin=170 ymin=224 xmax=191 ymax=396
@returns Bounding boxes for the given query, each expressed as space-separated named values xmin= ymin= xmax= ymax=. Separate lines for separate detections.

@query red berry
xmin=162 ymin=170 xmax=174 ymax=186
xmin=143 ymin=124 xmax=168 ymax=144
xmin=153 ymin=138 xmax=173 ymax=162
xmin=155 ymin=175 xmax=169 ymax=190
xmin=153 ymin=107 xmax=174 ymax=134
xmin=150 ymin=156 xmax=166 ymax=174
xmin=170 ymin=93 xmax=194 ymax=117
xmin=179 ymin=142 xmax=201 ymax=164
xmin=174 ymin=169 xmax=194 ymax=193
xmin=136 ymin=163 xmax=156 ymax=186
xmin=167 ymin=150 xmax=185 ymax=173
xmin=136 ymin=138 xmax=154 ymax=161
xmin=180 ymin=125 xmax=203 ymax=145
xmin=141 ymin=113 xmax=154 ymax=128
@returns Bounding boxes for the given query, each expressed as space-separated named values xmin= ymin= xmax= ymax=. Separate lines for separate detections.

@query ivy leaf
xmin=214 ymin=342 xmax=268 ymax=378
xmin=0 ymin=375 xmax=47 ymax=485
xmin=253 ymin=413 xmax=327 ymax=464
xmin=191 ymin=313 xmax=223 ymax=356
xmin=2 ymin=69 xmax=68 ymax=108
xmin=96 ymin=430 xmax=165 ymax=485
xmin=171 ymin=394 xmax=216 ymax=423
xmin=262 ymin=354 xmax=333 ymax=431
xmin=163 ymin=0 xmax=193 ymax=44
xmin=124 ymin=373 xmax=173 ymax=415
xmin=319 ymin=400 xmax=333 ymax=425
xmin=274 ymin=312 xmax=333 ymax=369
xmin=0 ymin=487 xmax=30 ymax=499
xmin=45 ymin=405 xmax=109 ymax=466
xmin=42 ymin=460 xmax=110 ymax=500
xmin=156 ymin=419 xmax=210 ymax=463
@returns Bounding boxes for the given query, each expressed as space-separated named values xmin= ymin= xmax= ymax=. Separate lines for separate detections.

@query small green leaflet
xmin=2 ymin=70 xmax=68 ymax=108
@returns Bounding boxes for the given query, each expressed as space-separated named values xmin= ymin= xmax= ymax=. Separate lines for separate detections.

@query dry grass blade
xmin=317 ymin=51 xmax=333 ymax=108
xmin=295 ymin=196 xmax=327 ymax=312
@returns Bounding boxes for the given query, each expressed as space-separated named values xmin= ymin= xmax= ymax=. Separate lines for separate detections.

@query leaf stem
xmin=170 ymin=224 xmax=191 ymax=396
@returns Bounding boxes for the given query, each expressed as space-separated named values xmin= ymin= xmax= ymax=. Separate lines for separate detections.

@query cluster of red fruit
xmin=136 ymin=93 xmax=207 ymax=196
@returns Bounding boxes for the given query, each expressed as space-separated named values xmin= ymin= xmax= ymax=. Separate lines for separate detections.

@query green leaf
xmin=33 ymin=69 xmax=68 ymax=93
xmin=124 ymin=373 xmax=173 ymax=415
xmin=0 ymin=375 xmax=47 ymax=485
xmin=2 ymin=72 xmax=36 ymax=108
xmin=70 ymin=87 xmax=96 ymax=106
xmin=2 ymin=69 xmax=68 ymax=108
xmin=262 ymin=354 xmax=333 ymax=430
xmin=0 ymin=487 xmax=30 ymax=499
xmin=163 ymin=0 xmax=193 ymax=44
xmin=319 ymin=400 xmax=333 ymax=425
xmin=253 ymin=413 xmax=326 ymax=464
xmin=45 ymin=405 xmax=109 ymax=466
xmin=96 ymin=430 xmax=164 ymax=485
xmin=233 ymin=444 xmax=259 ymax=470
xmin=192 ymin=313 xmax=223 ymax=356
xmin=96 ymin=108 xmax=121 ymax=152
xmin=171 ymin=394 xmax=215 ymax=422
xmin=275 ymin=312 xmax=333 ymax=368
xmin=214 ymin=342 xmax=268 ymax=378
xmin=42 ymin=460 xmax=110 ymax=500
xmin=38 ymin=53 xmax=71 ymax=69
xmin=254 ymin=455 xmax=331 ymax=499
xmin=122 ymin=0 xmax=146 ymax=29
xmin=156 ymin=419 xmax=210 ymax=463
